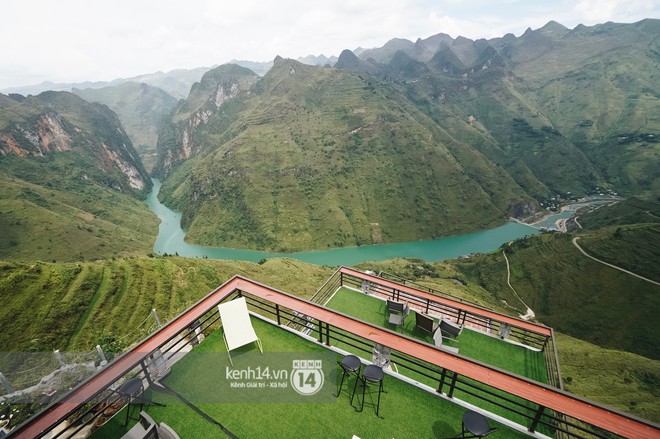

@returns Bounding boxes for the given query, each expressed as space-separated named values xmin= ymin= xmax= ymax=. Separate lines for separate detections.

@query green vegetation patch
xmin=325 ymin=287 xmax=547 ymax=383
xmin=0 ymin=257 xmax=333 ymax=353
xmin=557 ymin=333 xmax=660 ymax=423
xmin=0 ymin=171 xmax=158 ymax=262
xmin=454 ymin=230 xmax=660 ymax=360
xmin=92 ymin=318 xmax=529 ymax=439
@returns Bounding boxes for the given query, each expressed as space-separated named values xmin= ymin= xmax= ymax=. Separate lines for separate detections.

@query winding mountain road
xmin=502 ymin=246 xmax=536 ymax=320
xmin=572 ymin=237 xmax=660 ymax=286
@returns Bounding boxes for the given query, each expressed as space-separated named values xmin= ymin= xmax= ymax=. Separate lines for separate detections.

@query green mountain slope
xmin=378 ymin=19 xmax=660 ymax=198
xmin=555 ymin=332 xmax=659 ymax=422
xmin=0 ymin=256 xmax=657 ymax=421
xmin=156 ymin=59 xmax=535 ymax=252
xmin=578 ymin=197 xmax=660 ymax=229
xmin=0 ymin=171 xmax=158 ymax=262
xmin=0 ymin=257 xmax=332 ymax=352
xmin=453 ymin=225 xmax=659 ymax=360
xmin=73 ymin=82 xmax=178 ymax=172
xmin=154 ymin=20 xmax=658 ymax=253
xmin=0 ymin=91 xmax=157 ymax=261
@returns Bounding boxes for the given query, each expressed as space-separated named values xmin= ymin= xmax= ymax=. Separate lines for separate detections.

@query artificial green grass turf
xmin=325 ymin=287 xmax=548 ymax=383
xmin=322 ymin=287 xmax=553 ymax=434
xmin=92 ymin=317 xmax=529 ymax=439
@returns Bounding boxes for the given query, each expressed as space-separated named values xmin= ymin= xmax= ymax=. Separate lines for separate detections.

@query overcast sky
xmin=1 ymin=0 xmax=658 ymax=89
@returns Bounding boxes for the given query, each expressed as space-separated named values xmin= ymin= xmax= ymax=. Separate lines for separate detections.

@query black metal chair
xmin=415 ymin=312 xmax=438 ymax=333
xmin=386 ymin=299 xmax=410 ymax=328
xmin=459 ymin=410 xmax=498 ymax=438
xmin=116 ymin=377 xmax=144 ymax=426
xmin=439 ymin=318 xmax=463 ymax=338
xmin=352 ymin=364 xmax=384 ymax=418
xmin=335 ymin=354 xmax=361 ymax=398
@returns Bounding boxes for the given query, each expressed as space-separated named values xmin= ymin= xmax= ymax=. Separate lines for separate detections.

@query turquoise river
xmin=146 ymin=179 xmax=542 ymax=265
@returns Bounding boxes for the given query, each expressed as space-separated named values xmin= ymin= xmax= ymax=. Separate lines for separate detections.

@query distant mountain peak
xmin=453 ymin=35 xmax=474 ymax=44
xmin=541 ymin=20 xmax=568 ymax=30
xmin=335 ymin=49 xmax=361 ymax=69
xmin=538 ymin=20 xmax=569 ymax=37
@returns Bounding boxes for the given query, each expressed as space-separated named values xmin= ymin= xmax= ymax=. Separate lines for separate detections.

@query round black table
xmin=462 ymin=410 xmax=492 ymax=437
xmin=118 ymin=377 xmax=143 ymax=396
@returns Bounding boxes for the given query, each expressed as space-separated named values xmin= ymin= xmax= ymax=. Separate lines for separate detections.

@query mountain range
xmin=0 ymin=19 xmax=658 ymax=424
xmin=0 ymin=54 xmax=340 ymax=100
xmin=0 ymin=91 xmax=157 ymax=261
xmin=154 ymin=19 xmax=659 ymax=252
xmin=0 ymin=19 xmax=658 ymax=257
xmin=0 ymin=66 xmax=214 ymax=101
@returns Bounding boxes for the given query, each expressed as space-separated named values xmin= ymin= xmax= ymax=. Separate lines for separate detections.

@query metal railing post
xmin=529 ymin=405 xmax=546 ymax=433
xmin=448 ymin=372 xmax=459 ymax=398
xmin=437 ymin=368 xmax=447 ymax=394
xmin=152 ymin=308 xmax=162 ymax=328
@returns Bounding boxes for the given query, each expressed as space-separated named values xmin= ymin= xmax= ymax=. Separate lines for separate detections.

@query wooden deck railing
xmin=10 ymin=275 xmax=659 ymax=439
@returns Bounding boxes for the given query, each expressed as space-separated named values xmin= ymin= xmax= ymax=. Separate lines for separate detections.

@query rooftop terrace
xmin=324 ymin=286 xmax=549 ymax=384
xmin=8 ymin=268 xmax=659 ymax=438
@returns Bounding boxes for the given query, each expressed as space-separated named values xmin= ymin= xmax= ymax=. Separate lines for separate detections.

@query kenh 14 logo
xmin=290 ymin=360 xmax=324 ymax=395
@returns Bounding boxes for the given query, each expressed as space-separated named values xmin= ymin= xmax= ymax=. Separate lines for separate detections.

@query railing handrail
xmin=10 ymin=275 xmax=659 ymax=439
xmin=376 ymin=270 xmax=491 ymax=309
xmin=339 ymin=266 xmax=553 ymax=337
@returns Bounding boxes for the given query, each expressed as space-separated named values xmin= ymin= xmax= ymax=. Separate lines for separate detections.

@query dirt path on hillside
xmin=572 ymin=237 xmax=660 ymax=286
xmin=502 ymin=246 xmax=536 ymax=320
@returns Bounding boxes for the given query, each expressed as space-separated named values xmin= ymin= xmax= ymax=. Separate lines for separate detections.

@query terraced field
xmin=0 ymin=257 xmax=333 ymax=353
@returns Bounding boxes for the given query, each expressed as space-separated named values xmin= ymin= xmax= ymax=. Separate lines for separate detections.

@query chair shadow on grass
xmin=432 ymin=419 xmax=456 ymax=438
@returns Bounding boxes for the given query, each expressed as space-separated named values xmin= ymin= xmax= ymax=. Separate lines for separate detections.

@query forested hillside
xmin=0 ymin=91 xmax=157 ymax=261
xmin=155 ymin=20 xmax=659 ymax=252
xmin=454 ymin=224 xmax=659 ymax=360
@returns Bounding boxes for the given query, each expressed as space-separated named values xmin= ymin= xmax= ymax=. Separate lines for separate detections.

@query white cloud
xmin=573 ymin=0 xmax=658 ymax=23
xmin=0 ymin=0 xmax=658 ymax=89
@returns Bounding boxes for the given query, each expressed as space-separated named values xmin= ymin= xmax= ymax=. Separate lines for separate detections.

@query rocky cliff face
xmin=154 ymin=58 xmax=538 ymax=251
xmin=1 ymin=111 xmax=74 ymax=157
xmin=154 ymin=64 xmax=258 ymax=178
xmin=152 ymin=20 xmax=658 ymax=252
xmin=0 ymin=91 xmax=151 ymax=194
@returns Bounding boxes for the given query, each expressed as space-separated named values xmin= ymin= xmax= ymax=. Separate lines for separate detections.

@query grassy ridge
xmin=0 ymin=171 xmax=159 ymax=262
xmin=578 ymin=224 xmax=660 ymax=282
xmin=0 ymin=255 xmax=657 ymax=422
xmin=0 ymin=257 xmax=333 ymax=352
xmin=454 ymin=227 xmax=660 ymax=360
